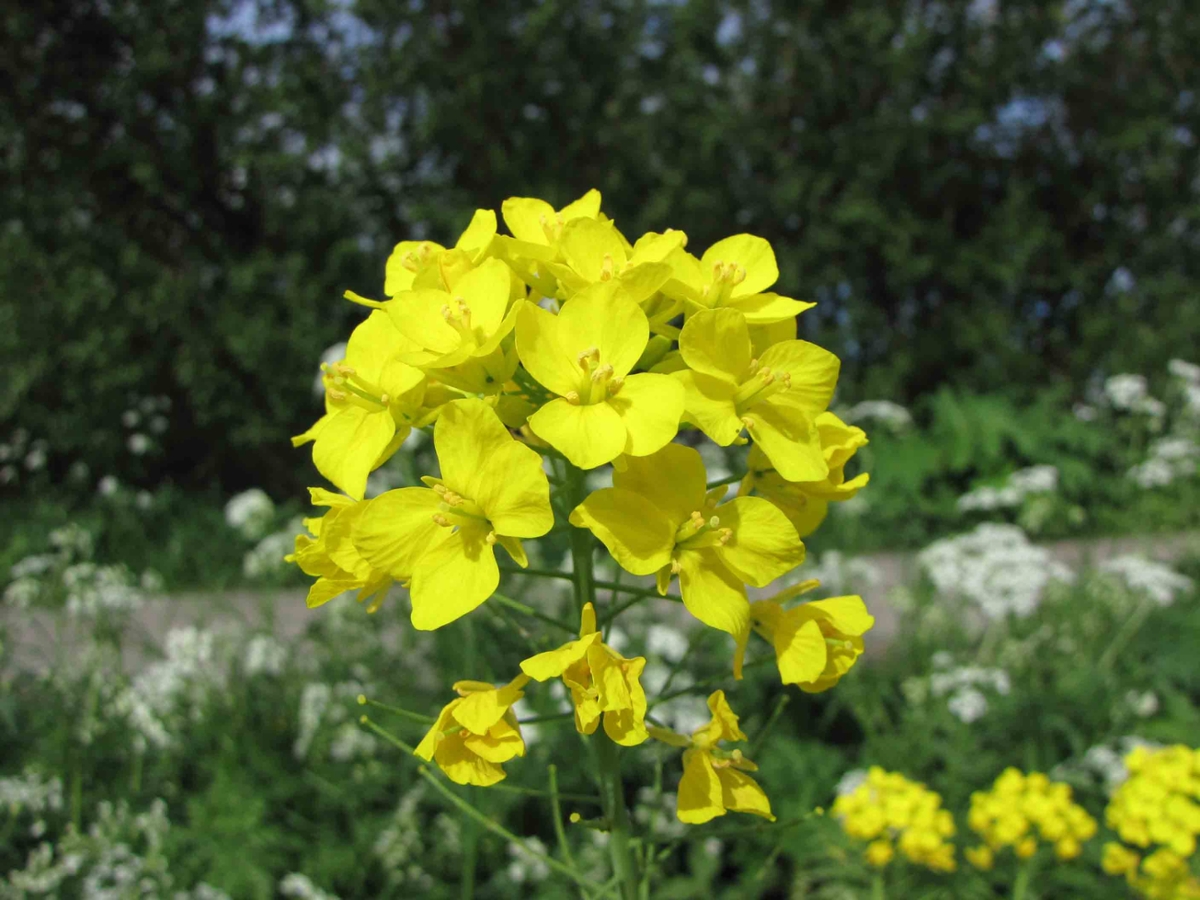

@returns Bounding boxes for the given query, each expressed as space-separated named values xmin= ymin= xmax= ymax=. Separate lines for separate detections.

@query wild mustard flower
xmin=570 ymin=442 xmax=805 ymax=640
xmin=649 ymin=690 xmax=774 ymax=824
xmin=354 ymin=398 xmax=553 ymax=629
xmin=382 ymin=208 xmax=498 ymax=296
xmin=415 ymin=675 xmax=530 ymax=786
xmin=292 ymin=311 xmax=427 ymax=499
xmin=833 ymin=767 xmax=957 ymax=872
xmin=519 ymin=602 xmax=648 ymax=746
xmin=739 ymin=412 xmax=870 ymax=537
xmin=661 ymin=234 xmax=816 ymax=324
xmin=966 ymin=768 xmax=1097 ymax=865
xmin=286 ymin=488 xmax=392 ymax=611
xmin=741 ymin=588 xmax=875 ymax=690
xmin=674 ymin=308 xmax=840 ymax=481
xmin=515 ymin=282 xmax=684 ymax=468
xmin=1102 ymin=745 xmax=1200 ymax=899
xmin=542 ymin=218 xmax=684 ymax=306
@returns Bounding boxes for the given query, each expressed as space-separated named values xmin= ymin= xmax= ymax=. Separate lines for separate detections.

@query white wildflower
xmin=1098 ymin=555 xmax=1193 ymax=607
xmin=1127 ymin=457 xmax=1176 ymax=488
xmin=842 ymin=400 xmax=913 ymax=431
xmin=1168 ymin=359 xmax=1200 ymax=384
xmin=127 ymin=433 xmax=151 ymax=455
xmin=1124 ymin=690 xmax=1159 ymax=719
xmin=243 ymin=634 xmax=288 ymax=677
xmin=280 ymin=873 xmax=341 ymax=900
xmin=834 ymin=769 xmax=868 ymax=797
xmin=1073 ymin=403 xmax=1098 ymax=422
xmin=1104 ymin=374 xmax=1148 ymax=410
xmin=98 ymin=475 xmax=120 ymax=497
xmin=506 ymin=837 xmax=551 ymax=885
xmin=223 ymin=488 xmax=276 ymax=540
xmin=0 ymin=769 xmax=64 ymax=817
xmin=946 ymin=687 xmax=989 ymax=723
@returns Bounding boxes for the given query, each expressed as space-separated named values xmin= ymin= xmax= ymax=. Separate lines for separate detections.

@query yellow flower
xmin=387 ymin=258 xmax=521 ymax=370
xmin=744 ymin=593 xmax=874 ymax=691
xmin=968 ymin=768 xmax=1096 ymax=864
xmin=543 ymin=218 xmax=685 ymax=306
xmin=649 ymin=691 xmax=774 ymax=825
xmin=515 ymin=282 xmax=684 ymax=468
xmin=292 ymin=311 xmax=427 ymax=500
xmin=1103 ymin=745 xmax=1200 ymax=899
xmin=353 ymin=398 xmax=553 ymax=629
xmin=739 ymin=412 xmax=870 ymax=537
xmin=570 ymin=443 xmax=805 ymax=642
xmin=383 ymin=209 xmax=497 ymax=296
xmin=832 ymin=767 xmax=957 ymax=872
xmin=519 ymin=602 xmax=648 ymax=746
xmin=865 ymin=840 xmax=895 ymax=868
xmin=496 ymin=190 xmax=603 ymax=295
xmin=415 ymin=675 xmax=529 ymax=786
xmin=965 ymin=845 xmax=995 ymax=871
xmin=287 ymin=488 xmax=392 ymax=611
xmin=674 ymin=308 xmax=840 ymax=482
xmin=661 ymin=233 xmax=816 ymax=324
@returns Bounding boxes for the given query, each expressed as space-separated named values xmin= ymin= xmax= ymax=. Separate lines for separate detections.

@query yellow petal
xmin=414 ymin=701 xmax=459 ymax=761
xmin=603 ymin=707 xmax=649 ymax=747
xmin=629 ymin=229 xmax=687 ymax=265
xmin=501 ymin=197 xmax=557 ymax=245
xmin=454 ymin=257 xmax=512 ymax=345
xmin=700 ymin=234 xmax=778 ymax=297
xmin=612 ymin=442 xmax=708 ymax=527
xmin=452 ymin=684 xmax=523 ymax=735
xmin=706 ymin=690 xmax=748 ymax=742
xmin=559 ymin=217 xmax=628 ymax=281
xmin=463 ymin=718 xmax=526 ymax=762
xmin=580 ymin=601 xmax=598 ymax=637
xmin=353 ymin=487 xmax=446 ymax=580
xmin=758 ymin=340 xmax=840 ymax=418
xmin=557 ymin=283 xmax=648 ymax=378
xmin=747 ymin=401 xmax=827 ymax=483
xmin=804 ymin=596 xmax=875 ymax=636
xmin=615 ymin=262 xmax=673 ymax=305
xmin=678 ymin=548 xmax=750 ymax=637
xmin=589 ymin=647 xmax=632 ymax=711
xmin=647 ymin=725 xmax=691 ymax=748
xmin=677 ymin=750 xmax=725 ymax=824
xmin=310 ymin=405 xmax=397 ymax=501
xmin=386 ymin=289 xmax=461 ymax=364
xmin=472 ymin=440 xmax=554 ymax=538
xmin=675 ymin=371 xmax=742 ymax=446
xmin=385 ymin=241 xmax=445 ymax=297
xmin=609 ymin=373 xmax=684 ymax=458
xmin=520 ymin=634 xmax=600 ymax=681
xmin=454 ymin=209 xmax=497 ymax=259
xmin=434 ymin=398 xmax=515 ymax=500
xmin=528 ymin=399 xmax=625 ymax=469
xmin=558 ymin=188 xmax=602 ymax=221
xmin=305 ymin=577 xmax=359 ymax=609
xmin=515 ymin=302 xmax=579 ymax=396
xmin=410 ymin=521 xmax=499 ymax=630
xmin=569 ymin=488 xmax=675 ymax=576
xmin=434 ymin=734 xmax=508 ymax=786
xmin=713 ymin=496 xmax=805 ymax=588
xmin=678 ymin=308 xmax=752 ymax=383
xmin=731 ymin=293 xmax=817 ymax=324
xmin=749 ymin=318 xmax=797 ymax=354
xmin=773 ymin=615 xmax=827 ymax=685
xmin=717 ymin=768 xmax=775 ymax=820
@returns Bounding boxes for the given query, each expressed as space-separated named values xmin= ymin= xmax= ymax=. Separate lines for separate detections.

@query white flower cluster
xmin=505 ymin=837 xmax=551 ymax=885
xmin=1127 ymin=435 xmax=1199 ymax=488
xmin=0 ymin=769 xmax=63 ymax=827
xmin=1052 ymin=737 xmax=1163 ymax=795
xmin=834 ymin=768 xmax=868 ymax=798
xmin=1168 ymin=358 xmax=1200 ymax=415
xmin=1103 ymin=373 xmax=1165 ymax=416
xmin=242 ymin=634 xmax=289 ymax=678
xmin=279 ymin=873 xmax=341 ymax=900
xmin=1098 ymin=555 xmax=1194 ymax=607
xmin=61 ymin=563 xmax=155 ymax=617
xmin=928 ymin=660 xmax=1011 ymax=724
xmin=223 ymin=488 xmax=277 ymax=540
xmin=0 ymin=428 xmax=48 ymax=487
xmin=956 ymin=464 xmax=1059 ymax=513
xmin=801 ymin=550 xmax=882 ymax=596
xmin=918 ymin=523 xmax=1074 ymax=619
xmin=293 ymin=680 xmax=376 ymax=762
xmin=841 ymin=399 xmax=913 ymax=432
xmin=121 ymin=395 xmax=171 ymax=459
xmin=243 ymin=517 xmax=304 ymax=581
xmin=115 ymin=627 xmax=228 ymax=752
xmin=372 ymin=788 xmax=439 ymax=890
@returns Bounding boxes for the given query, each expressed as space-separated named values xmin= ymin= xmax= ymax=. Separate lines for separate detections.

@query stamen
xmin=378 ymin=393 xmax=390 ymax=405
xmin=599 ymin=254 xmax=615 ymax=282
xmin=590 ymin=363 xmax=614 ymax=383
xmin=576 ymin=347 xmax=600 ymax=370
xmin=433 ymin=484 xmax=447 ymax=495
xmin=326 ymin=388 xmax=348 ymax=401
xmin=670 ymin=559 xmax=682 ymax=575
xmin=731 ymin=265 xmax=746 ymax=286
xmin=747 ymin=358 xmax=759 ymax=374
xmin=708 ymin=516 xmax=720 ymax=529
xmin=485 ymin=531 xmax=497 ymax=546
xmin=565 ymin=391 xmax=581 ymax=405
xmin=607 ymin=376 xmax=624 ymax=395
xmin=741 ymin=416 xmax=755 ymax=431
xmin=431 ymin=513 xmax=453 ymax=527
xmin=690 ymin=510 xmax=705 ymax=529
xmin=717 ymin=527 xmax=733 ymax=545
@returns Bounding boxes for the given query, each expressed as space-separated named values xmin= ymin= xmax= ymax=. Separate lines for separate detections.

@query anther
xmin=607 ymin=376 xmax=624 ymax=395
xmin=717 ymin=527 xmax=733 ymax=545
xmin=690 ymin=510 xmax=705 ymax=528
xmin=599 ymin=254 xmax=615 ymax=282
xmin=565 ymin=391 xmax=581 ymax=405
xmin=433 ymin=484 xmax=448 ymax=495
xmin=708 ymin=516 xmax=721 ymax=529
xmin=485 ymin=531 xmax=497 ymax=546
xmin=741 ymin=416 xmax=755 ymax=430
xmin=378 ymin=393 xmax=390 ymax=405
xmin=747 ymin=358 xmax=759 ymax=374
xmin=577 ymin=347 xmax=600 ymax=369
xmin=670 ymin=559 xmax=682 ymax=575
xmin=326 ymin=388 xmax=348 ymax=401
xmin=431 ymin=513 xmax=453 ymax=527
xmin=590 ymin=363 xmax=614 ymax=383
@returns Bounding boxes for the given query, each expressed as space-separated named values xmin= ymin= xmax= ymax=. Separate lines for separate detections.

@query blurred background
xmin=2 ymin=1 xmax=1199 ymax=898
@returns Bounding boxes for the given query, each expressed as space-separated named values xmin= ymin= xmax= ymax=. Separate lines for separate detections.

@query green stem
xmin=491 ymin=592 xmax=578 ymax=634
xmin=748 ymin=694 xmax=790 ymax=759
xmin=499 ymin=565 xmax=576 ymax=581
xmin=1098 ymin=596 xmax=1155 ymax=671
xmin=566 ymin=465 xmax=594 ymax=617
xmin=871 ymin=871 xmax=886 ymax=900
xmin=1012 ymin=857 xmax=1034 ymax=900
xmin=358 ymin=696 xmax=437 ymax=724
xmin=593 ymin=580 xmax=681 ymax=602
xmin=596 ymin=734 xmax=639 ymax=900
xmin=706 ymin=472 xmax=745 ymax=488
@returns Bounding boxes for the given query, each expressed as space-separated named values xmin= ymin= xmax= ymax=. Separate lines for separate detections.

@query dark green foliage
xmin=3 ymin=0 xmax=1199 ymax=496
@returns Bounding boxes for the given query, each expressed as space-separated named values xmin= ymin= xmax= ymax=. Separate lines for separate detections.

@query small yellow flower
xmin=968 ymin=768 xmax=1096 ymax=864
xmin=415 ymin=675 xmax=529 ymax=786
xmin=292 ymin=311 xmax=427 ymax=500
xmin=383 ymin=208 xmax=497 ymax=296
xmin=495 ymin=190 xmax=603 ymax=295
xmin=649 ymin=691 xmax=774 ymax=825
xmin=570 ymin=443 xmax=805 ymax=642
xmin=674 ymin=308 xmax=840 ymax=482
xmin=865 ymin=840 xmax=894 ymax=868
xmin=515 ymin=282 xmax=684 ymax=468
xmin=738 ymin=412 xmax=870 ymax=537
xmin=661 ymin=233 xmax=816 ymax=324
xmin=353 ymin=398 xmax=553 ymax=629
xmin=287 ymin=488 xmax=392 ymax=611
xmin=543 ymin=218 xmax=685 ymax=306
xmin=744 ymin=592 xmax=874 ymax=690
xmin=519 ymin=603 xmax=648 ymax=746
xmin=965 ymin=845 xmax=995 ymax=871
xmin=832 ymin=767 xmax=957 ymax=872
xmin=1101 ymin=841 xmax=1141 ymax=877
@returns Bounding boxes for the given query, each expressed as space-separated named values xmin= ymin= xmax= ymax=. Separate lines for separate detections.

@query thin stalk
xmin=499 ymin=565 xmax=576 ymax=581
xmin=870 ymin=871 xmax=886 ymax=900
xmin=566 ymin=465 xmax=594 ymax=616
xmin=549 ymin=765 xmax=591 ymax=900
xmin=1098 ymin=596 xmax=1155 ymax=671
xmin=358 ymin=696 xmax=436 ymax=725
xmin=706 ymin=472 xmax=745 ymax=488
xmin=648 ymin=658 xmax=773 ymax=709
xmin=748 ymin=694 xmax=790 ymax=759
xmin=599 ymin=591 xmax=650 ymax=627
xmin=417 ymin=764 xmax=599 ymax=892
xmin=1012 ymin=857 xmax=1034 ymax=900
xmin=596 ymin=734 xmax=639 ymax=900
xmin=491 ymin=592 xmax=578 ymax=634
xmin=593 ymin=580 xmax=681 ymax=602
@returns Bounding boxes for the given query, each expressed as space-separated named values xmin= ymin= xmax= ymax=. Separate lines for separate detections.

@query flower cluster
xmin=832 ymin=767 xmax=957 ymax=872
xmin=1102 ymin=745 xmax=1200 ymax=899
xmin=285 ymin=192 xmax=874 ymax=828
xmin=965 ymin=768 xmax=1097 ymax=868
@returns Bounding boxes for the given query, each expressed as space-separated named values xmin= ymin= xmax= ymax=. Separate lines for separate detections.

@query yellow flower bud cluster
xmin=965 ymin=768 xmax=1097 ymax=868
xmin=1101 ymin=745 xmax=1200 ymax=899
xmin=832 ymin=767 xmax=957 ymax=872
